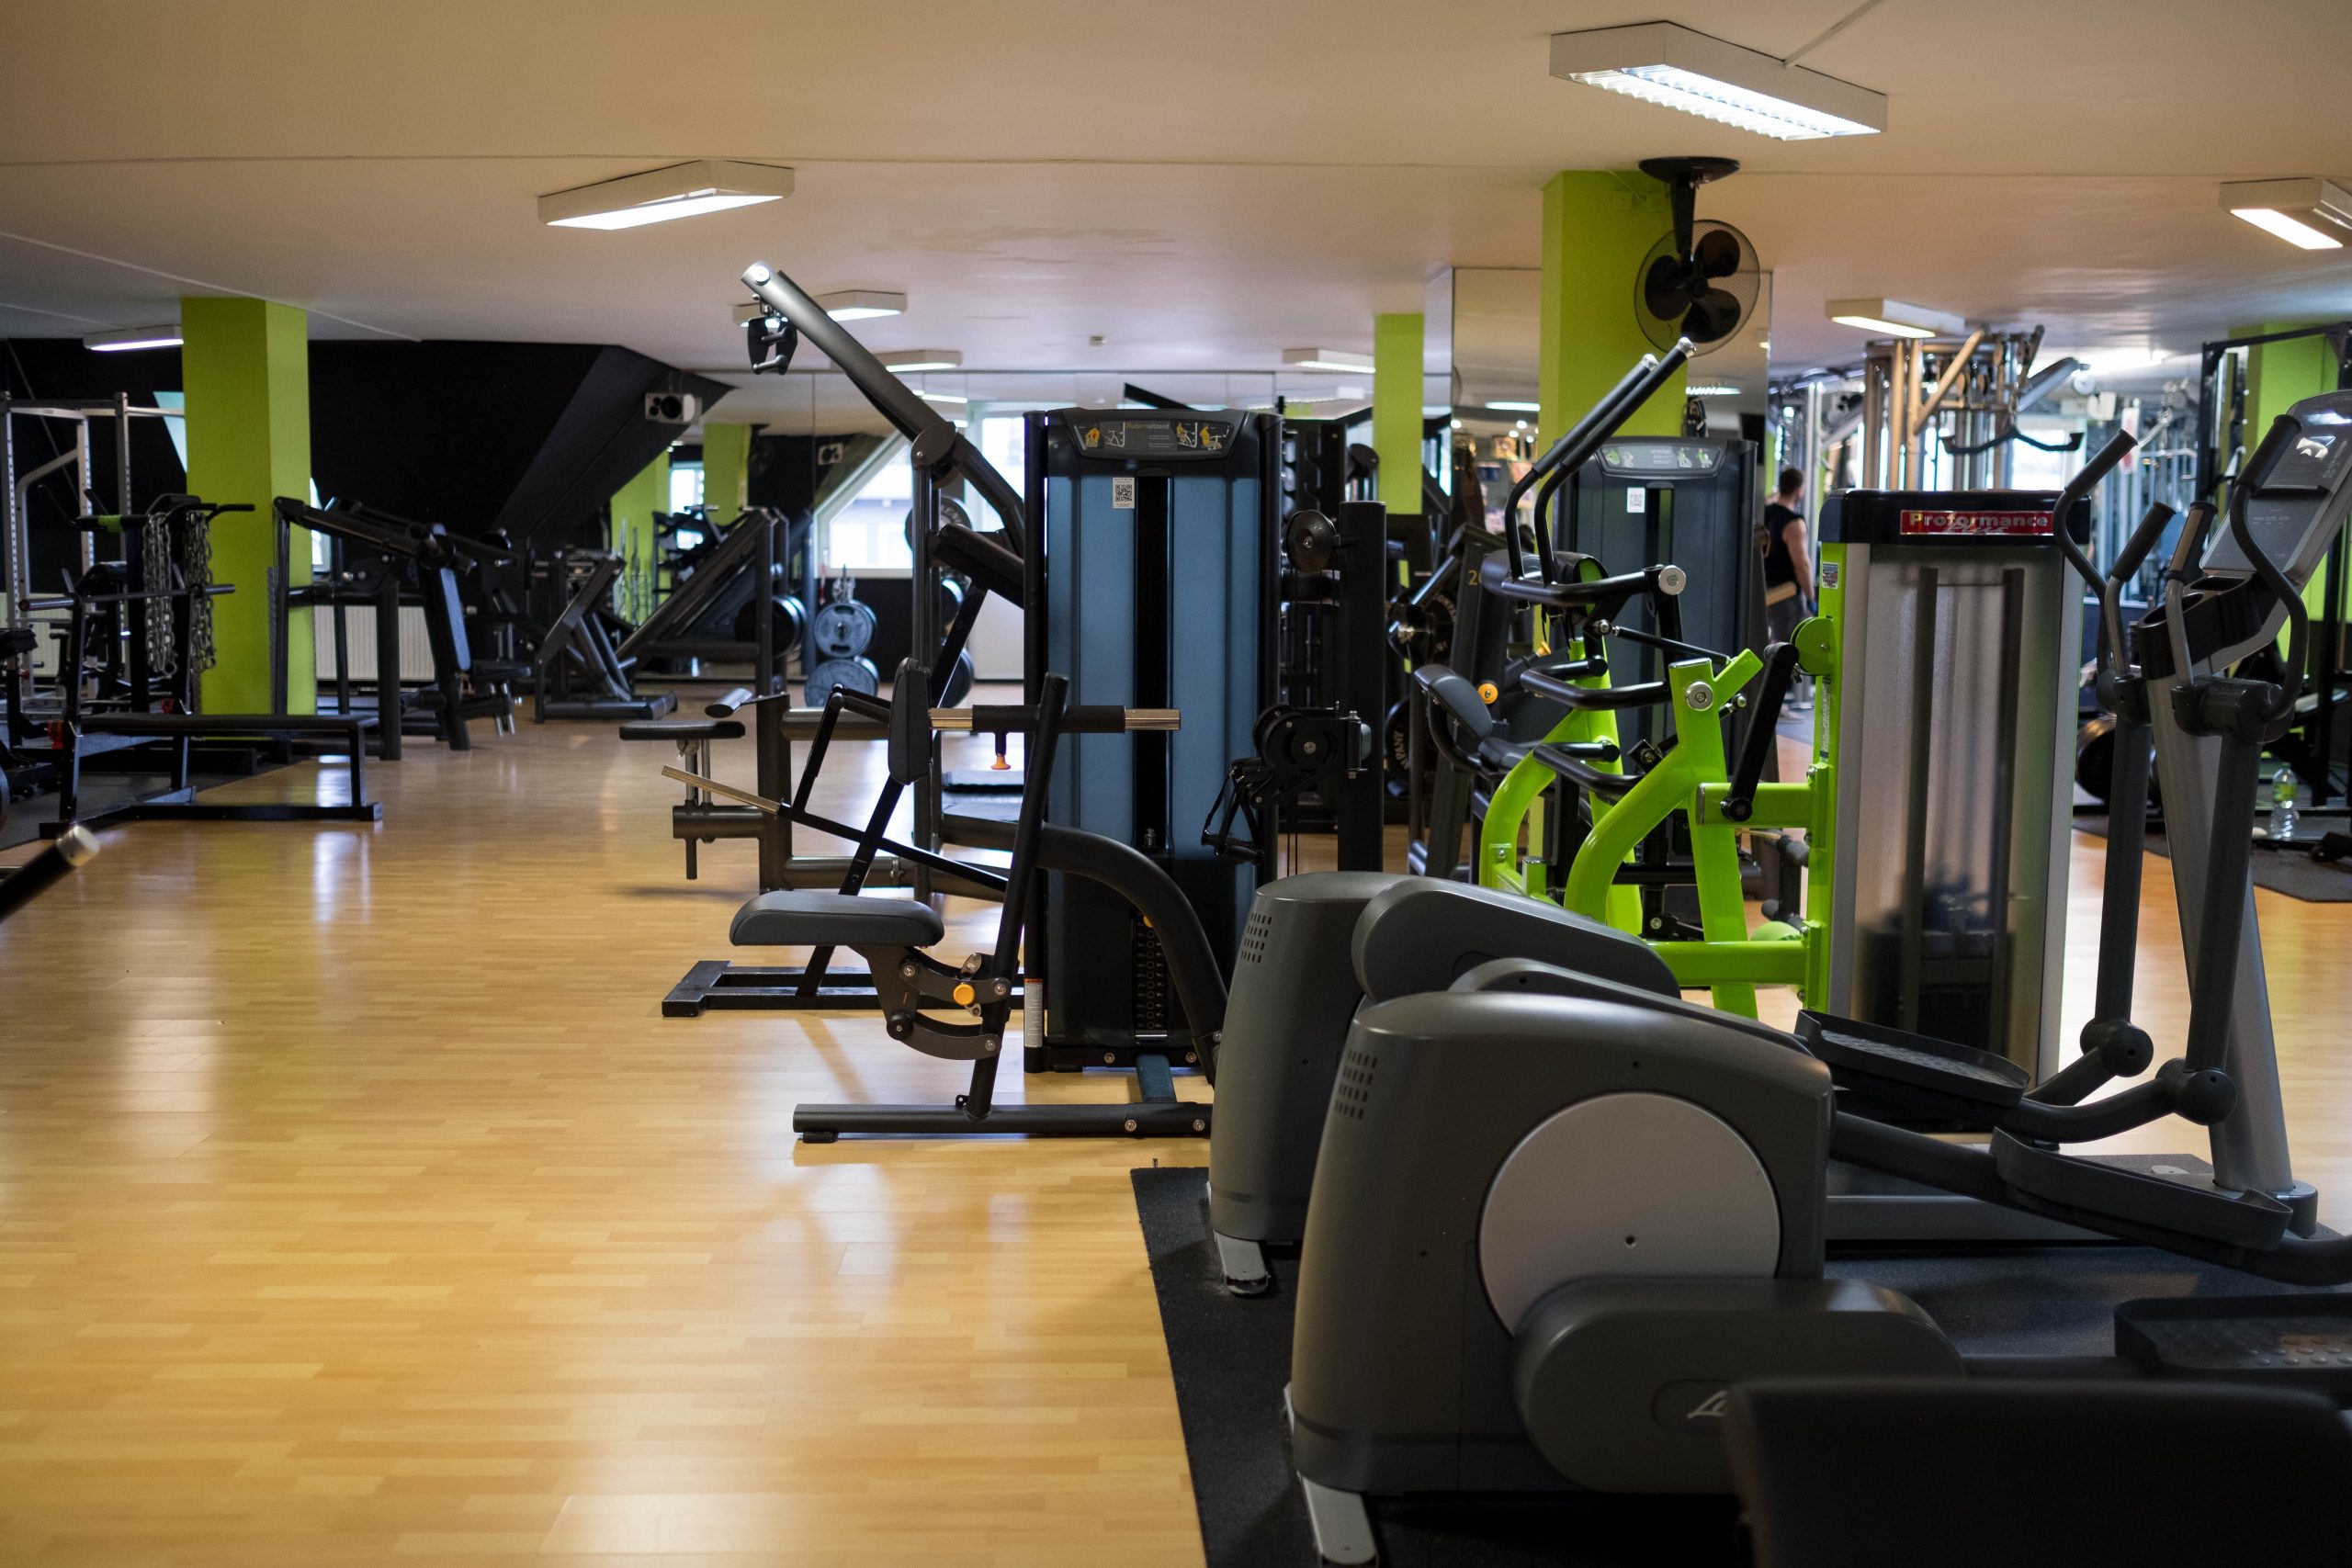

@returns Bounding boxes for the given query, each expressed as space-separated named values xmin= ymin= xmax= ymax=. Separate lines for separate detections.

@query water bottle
xmin=2270 ymin=767 xmax=2301 ymax=843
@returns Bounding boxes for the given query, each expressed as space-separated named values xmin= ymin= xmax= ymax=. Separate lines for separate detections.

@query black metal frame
xmin=35 ymin=499 xmax=382 ymax=833
xmin=272 ymin=497 xmax=515 ymax=754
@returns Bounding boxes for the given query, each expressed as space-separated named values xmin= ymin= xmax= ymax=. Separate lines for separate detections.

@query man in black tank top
xmin=1762 ymin=467 xmax=1814 ymax=646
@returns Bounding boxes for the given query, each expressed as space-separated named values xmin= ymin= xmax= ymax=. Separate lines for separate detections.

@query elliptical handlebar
xmin=2100 ymin=501 xmax=2177 ymax=678
xmin=2049 ymin=429 xmax=2137 ymax=605
xmin=2225 ymin=413 xmax=2312 ymax=722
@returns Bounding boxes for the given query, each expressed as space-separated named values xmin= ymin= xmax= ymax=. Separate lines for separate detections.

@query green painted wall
xmin=1373 ymin=312 xmax=1425 ymax=514
xmin=1539 ymin=170 xmax=1685 ymax=446
xmin=181 ymin=295 xmax=313 ymax=714
xmin=610 ymin=452 xmax=670 ymax=621
xmin=2244 ymin=322 xmax=2334 ymax=436
xmin=703 ymin=423 xmax=752 ymax=521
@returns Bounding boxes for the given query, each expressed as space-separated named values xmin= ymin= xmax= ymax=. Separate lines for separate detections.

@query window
xmin=976 ymin=414 xmax=1025 ymax=491
xmin=826 ymin=450 xmax=914 ymax=573
xmin=668 ymin=463 xmax=705 ymax=514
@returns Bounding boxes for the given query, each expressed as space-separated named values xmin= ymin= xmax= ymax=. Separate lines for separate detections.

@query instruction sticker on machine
xmin=1112 ymin=477 xmax=1136 ymax=509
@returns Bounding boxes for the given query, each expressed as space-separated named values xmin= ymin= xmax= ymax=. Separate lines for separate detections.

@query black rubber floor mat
xmin=1135 ymin=1165 xmax=2342 ymax=1566
xmin=2075 ymin=818 xmax=2352 ymax=902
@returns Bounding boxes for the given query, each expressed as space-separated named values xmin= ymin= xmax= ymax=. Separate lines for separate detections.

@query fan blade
xmin=1644 ymin=255 xmax=1693 ymax=321
xmin=1692 ymin=228 xmax=1744 ymax=279
xmin=1682 ymin=288 xmax=1745 ymax=344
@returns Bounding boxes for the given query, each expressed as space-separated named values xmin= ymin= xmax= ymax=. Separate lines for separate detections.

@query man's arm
xmin=1789 ymin=519 xmax=1815 ymax=602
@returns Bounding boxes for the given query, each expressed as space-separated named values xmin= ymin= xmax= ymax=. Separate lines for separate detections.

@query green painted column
xmin=1373 ymin=312 xmax=1425 ymax=514
xmin=181 ymin=296 xmax=312 ymax=715
xmin=1539 ymin=170 xmax=1684 ymax=446
xmin=703 ymin=423 xmax=752 ymax=522
xmin=609 ymin=452 xmax=670 ymax=622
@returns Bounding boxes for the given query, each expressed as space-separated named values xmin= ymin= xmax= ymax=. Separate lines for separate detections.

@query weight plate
xmin=806 ymin=655 xmax=880 ymax=702
xmin=809 ymin=598 xmax=876 ymax=659
xmin=941 ymin=650 xmax=974 ymax=708
xmin=732 ymin=593 xmax=806 ymax=650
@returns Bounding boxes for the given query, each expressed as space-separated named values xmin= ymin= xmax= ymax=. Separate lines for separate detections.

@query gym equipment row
xmin=1188 ymin=398 xmax=2352 ymax=1562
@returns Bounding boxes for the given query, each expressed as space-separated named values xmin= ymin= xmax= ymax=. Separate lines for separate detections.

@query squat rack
xmin=3 ymin=394 xmax=176 ymax=707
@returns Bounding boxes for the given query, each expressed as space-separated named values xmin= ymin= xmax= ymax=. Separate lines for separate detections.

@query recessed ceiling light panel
xmin=815 ymin=289 xmax=908 ymax=321
xmin=2219 ymin=177 xmax=2352 ymax=250
xmin=85 ymin=323 xmax=183 ymax=352
xmin=1825 ymin=298 xmax=1967 ymax=340
xmin=880 ymin=350 xmax=963 ymax=374
xmin=539 ymin=159 xmax=794 ymax=231
xmin=1552 ymin=22 xmax=1885 ymax=140
xmin=1283 ymin=348 xmax=1378 ymax=375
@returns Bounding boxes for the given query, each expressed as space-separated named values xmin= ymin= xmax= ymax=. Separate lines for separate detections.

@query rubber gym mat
xmin=1133 ymin=1165 xmax=2345 ymax=1567
xmin=2073 ymin=818 xmax=2352 ymax=902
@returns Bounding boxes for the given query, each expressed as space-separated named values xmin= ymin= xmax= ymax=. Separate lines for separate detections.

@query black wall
xmin=310 ymin=341 xmax=729 ymax=545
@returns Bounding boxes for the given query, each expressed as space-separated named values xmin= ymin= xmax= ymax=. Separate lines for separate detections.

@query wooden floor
xmin=2 ymin=704 xmax=2349 ymax=1564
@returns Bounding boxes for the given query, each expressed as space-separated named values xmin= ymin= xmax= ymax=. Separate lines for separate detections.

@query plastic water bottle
xmin=2270 ymin=767 xmax=2301 ymax=843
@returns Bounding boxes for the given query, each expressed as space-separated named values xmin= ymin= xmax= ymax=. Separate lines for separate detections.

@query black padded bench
xmin=57 ymin=711 xmax=383 ymax=832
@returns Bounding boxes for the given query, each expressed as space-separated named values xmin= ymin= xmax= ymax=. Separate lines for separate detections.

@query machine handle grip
xmin=2098 ymin=501 xmax=2175 ymax=677
xmin=2228 ymin=415 xmax=2311 ymax=720
xmin=2050 ymin=428 xmax=2137 ymax=598
xmin=939 ymin=705 xmax=1178 ymax=733
xmin=1500 ymin=353 xmax=1657 ymax=579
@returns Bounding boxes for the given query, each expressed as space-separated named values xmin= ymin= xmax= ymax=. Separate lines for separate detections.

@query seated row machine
xmin=671 ymin=660 xmax=1227 ymax=1140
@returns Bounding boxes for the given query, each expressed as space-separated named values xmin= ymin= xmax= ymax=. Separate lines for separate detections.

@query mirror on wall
xmin=1450 ymin=267 xmax=1542 ymax=532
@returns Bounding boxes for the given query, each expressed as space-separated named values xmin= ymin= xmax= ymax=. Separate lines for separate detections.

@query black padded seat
xmin=619 ymin=718 xmax=746 ymax=742
xmin=729 ymin=891 xmax=944 ymax=948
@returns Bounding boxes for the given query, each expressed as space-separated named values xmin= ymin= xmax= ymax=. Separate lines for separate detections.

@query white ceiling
xmin=3 ymin=0 xmax=2348 ymax=432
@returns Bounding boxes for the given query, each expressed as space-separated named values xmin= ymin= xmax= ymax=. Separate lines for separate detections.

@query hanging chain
xmin=141 ymin=510 xmax=177 ymax=677
xmin=183 ymin=511 xmax=216 ymax=674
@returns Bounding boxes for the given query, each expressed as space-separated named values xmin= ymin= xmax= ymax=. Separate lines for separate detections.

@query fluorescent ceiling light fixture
xmin=815 ymin=288 xmax=907 ymax=321
xmin=880 ymin=350 xmax=962 ymax=374
xmin=733 ymin=289 xmax=908 ymax=325
xmin=2069 ymin=347 xmax=2177 ymax=374
xmin=2220 ymin=178 xmax=2352 ymax=250
xmin=1485 ymin=400 xmax=1543 ymax=412
xmin=1551 ymin=23 xmax=1884 ymax=141
xmin=1283 ymin=348 xmax=1377 ymax=375
xmin=538 ymin=159 xmax=793 ymax=231
xmin=1688 ymin=384 xmax=1740 ymax=397
xmin=1826 ymin=299 xmax=1967 ymax=340
xmin=85 ymin=323 xmax=182 ymax=352
xmin=916 ymin=390 xmax=968 ymax=405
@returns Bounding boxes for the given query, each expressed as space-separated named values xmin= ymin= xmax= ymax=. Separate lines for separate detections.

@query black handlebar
xmin=2050 ymin=429 xmax=2137 ymax=603
xmin=2227 ymin=414 xmax=2311 ymax=720
xmin=2098 ymin=501 xmax=2176 ymax=677
xmin=1499 ymin=344 xmax=1693 ymax=581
